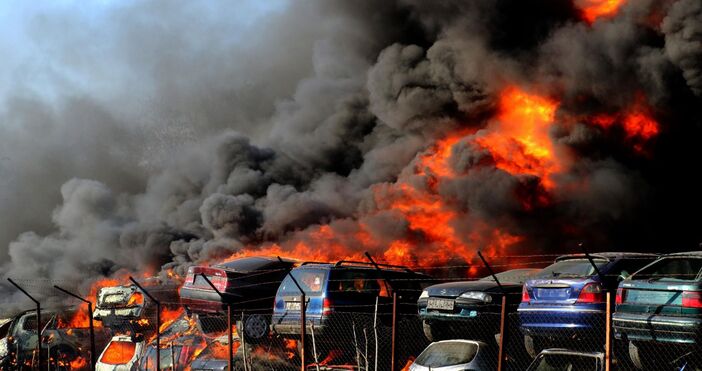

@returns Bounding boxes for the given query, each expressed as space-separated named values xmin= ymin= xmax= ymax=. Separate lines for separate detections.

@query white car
xmin=409 ymin=340 xmax=495 ymax=371
xmin=96 ymin=335 xmax=145 ymax=371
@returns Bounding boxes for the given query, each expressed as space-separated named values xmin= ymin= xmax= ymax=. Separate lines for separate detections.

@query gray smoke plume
xmin=1 ymin=0 xmax=702 ymax=312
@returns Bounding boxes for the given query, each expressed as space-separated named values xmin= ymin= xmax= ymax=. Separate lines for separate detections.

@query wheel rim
xmin=245 ymin=315 xmax=268 ymax=339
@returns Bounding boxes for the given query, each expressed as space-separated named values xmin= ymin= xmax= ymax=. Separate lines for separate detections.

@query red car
xmin=180 ymin=256 xmax=296 ymax=342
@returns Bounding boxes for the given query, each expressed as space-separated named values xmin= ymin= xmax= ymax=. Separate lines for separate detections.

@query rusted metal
xmin=497 ymin=295 xmax=508 ymax=371
xmin=53 ymin=285 xmax=96 ymax=371
xmin=606 ymin=292 xmax=613 ymax=371
xmin=129 ymin=276 xmax=161 ymax=371
xmin=391 ymin=292 xmax=397 ymax=371
xmin=7 ymin=278 xmax=43 ymax=371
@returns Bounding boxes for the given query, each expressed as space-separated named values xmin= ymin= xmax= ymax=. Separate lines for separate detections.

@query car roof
xmin=430 ymin=339 xmax=489 ymax=346
xmin=297 ymin=260 xmax=422 ymax=275
xmin=215 ymin=256 xmax=295 ymax=270
xmin=665 ymin=251 xmax=702 ymax=257
xmin=555 ymin=252 xmax=658 ymax=261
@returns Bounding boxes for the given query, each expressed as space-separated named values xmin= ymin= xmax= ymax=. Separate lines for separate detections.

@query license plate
xmin=427 ymin=298 xmax=454 ymax=310
xmin=285 ymin=301 xmax=301 ymax=311
xmin=536 ymin=288 xmax=569 ymax=299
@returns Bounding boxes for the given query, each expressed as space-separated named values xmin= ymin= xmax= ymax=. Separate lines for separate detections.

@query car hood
xmin=426 ymin=281 xmax=519 ymax=297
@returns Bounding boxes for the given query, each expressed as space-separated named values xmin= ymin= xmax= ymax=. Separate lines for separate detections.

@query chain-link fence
xmin=3 ymin=254 xmax=702 ymax=371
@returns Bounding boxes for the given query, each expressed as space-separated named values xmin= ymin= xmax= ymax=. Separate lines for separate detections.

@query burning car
xmin=408 ymin=340 xmax=496 ymax=371
xmin=1 ymin=309 xmax=110 ymax=370
xmin=180 ymin=256 xmax=296 ymax=342
xmin=93 ymin=277 xmax=180 ymax=329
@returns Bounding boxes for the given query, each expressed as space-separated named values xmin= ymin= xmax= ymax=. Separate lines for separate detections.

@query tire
xmin=629 ymin=341 xmax=661 ymax=370
xmin=524 ymin=335 xmax=547 ymax=359
xmin=243 ymin=314 xmax=270 ymax=344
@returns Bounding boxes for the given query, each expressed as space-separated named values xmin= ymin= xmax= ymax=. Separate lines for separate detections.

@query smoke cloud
xmin=1 ymin=0 xmax=701 ymax=311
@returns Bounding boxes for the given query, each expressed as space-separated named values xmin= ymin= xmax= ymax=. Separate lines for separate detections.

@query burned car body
xmin=93 ymin=277 xmax=179 ymax=329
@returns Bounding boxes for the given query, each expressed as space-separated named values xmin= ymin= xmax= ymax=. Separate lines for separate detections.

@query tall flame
xmin=575 ymin=0 xmax=628 ymax=24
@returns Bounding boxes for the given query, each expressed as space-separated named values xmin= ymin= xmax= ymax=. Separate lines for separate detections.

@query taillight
xmin=577 ymin=283 xmax=605 ymax=303
xmin=521 ymin=286 xmax=530 ymax=303
xmin=682 ymin=291 xmax=702 ymax=308
xmin=323 ymin=298 xmax=334 ymax=315
xmin=616 ymin=288 xmax=628 ymax=305
xmin=211 ymin=275 xmax=228 ymax=292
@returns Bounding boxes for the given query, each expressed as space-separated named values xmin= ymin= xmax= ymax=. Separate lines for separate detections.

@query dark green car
xmin=613 ymin=252 xmax=702 ymax=369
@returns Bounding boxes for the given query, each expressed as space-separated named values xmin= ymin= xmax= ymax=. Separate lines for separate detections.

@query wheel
xmin=243 ymin=314 xmax=270 ymax=343
xmin=629 ymin=341 xmax=661 ymax=370
xmin=524 ymin=335 xmax=547 ymax=359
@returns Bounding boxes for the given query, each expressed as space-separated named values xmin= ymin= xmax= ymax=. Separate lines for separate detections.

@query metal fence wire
xmin=4 ymin=269 xmax=702 ymax=370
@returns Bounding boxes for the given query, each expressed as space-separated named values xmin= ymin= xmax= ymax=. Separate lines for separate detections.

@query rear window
xmin=633 ymin=258 xmax=702 ymax=281
xmin=329 ymin=270 xmax=392 ymax=297
xmin=278 ymin=269 xmax=328 ymax=295
xmin=100 ymin=341 xmax=136 ymax=365
xmin=530 ymin=353 xmax=599 ymax=371
xmin=414 ymin=341 xmax=478 ymax=367
xmin=536 ymin=259 xmax=607 ymax=279
xmin=482 ymin=269 xmax=536 ymax=284
xmin=216 ymin=257 xmax=275 ymax=273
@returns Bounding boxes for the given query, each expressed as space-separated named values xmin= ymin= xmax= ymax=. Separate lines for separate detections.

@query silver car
xmin=409 ymin=340 xmax=495 ymax=371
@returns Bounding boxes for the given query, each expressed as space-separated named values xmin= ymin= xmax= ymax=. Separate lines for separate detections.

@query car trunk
xmin=530 ymin=278 xmax=595 ymax=305
xmin=619 ymin=280 xmax=702 ymax=316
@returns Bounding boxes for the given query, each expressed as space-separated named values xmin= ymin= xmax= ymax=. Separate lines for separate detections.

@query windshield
xmin=414 ymin=341 xmax=478 ymax=367
xmin=530 ymin=353 xmax=599 ymax=371
xmin=536 ymin=259 xmax=607 ymax=279
xmin=278 ymin=269 xmax=327 ymax=295
xmin=633 ymin=258 xmax=702 ymax=282
xmin=139 ymin=345 xmax=183 ymax=370
xmin=100 ymin=341 xmax=136 ymax=365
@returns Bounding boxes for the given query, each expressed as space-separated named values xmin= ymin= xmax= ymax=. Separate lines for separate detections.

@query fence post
xmin=199 ymin=273 xmax=234 ymax=371
xmin=129 ymin=276 xmax=160 ymax=371
xmin=497 ymin=295 xmax=508 ymax=371
xmin=53 ymin=285 xmax=96 ymax=371
xmin=277 ymin=256 xmax=306 ymax=371
xmin=7 ymin=278 xmax=43 ymax=371
xmin=606 ymin=292 xmax=613 ymax=371
xmin=391 ymin=292 xmax=397 ymax=371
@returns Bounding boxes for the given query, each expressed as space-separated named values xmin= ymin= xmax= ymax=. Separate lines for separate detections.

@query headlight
xmin=419 ymin=290 xmax=429 ymax=299
xmin=459 ymin=291 xmax=492 ymax=303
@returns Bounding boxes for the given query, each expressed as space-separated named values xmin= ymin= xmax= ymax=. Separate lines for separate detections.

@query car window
xmin=632 ymin=258 xmax=702 ymax=281
xmin=536 ymin=259 xmax=607 ymax=279
xmin=278 ymin=269 xmax=328 ymax=295
xmin=139 ymin=345 xmax=182 ymax=370
xmin=101 ymin=341 xmax=136 ymax=365
xmin=216 ymin=257 xmax=274 ymax=272
xmin=530 ymin=353 xmax=599 ymax=371
xmin=21 ymin=314 xmax=51 ymax=332
xmin=613 ymin=258 xmax=656 ymax=278
xmin=414 ymin=341 xmax=478 ymax=367
xmin=0 ymin=321 xmax=11 ymax=338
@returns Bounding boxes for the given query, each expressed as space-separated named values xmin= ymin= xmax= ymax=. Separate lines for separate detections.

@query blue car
xmin=271 ymin=260 xmax=431 ymax=359
xmin=518 ymin=252 xmax=657 ymax=357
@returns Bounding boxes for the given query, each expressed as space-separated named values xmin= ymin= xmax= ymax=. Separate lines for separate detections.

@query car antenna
xmin=579 ymin=243 xmax=606 ymax=282
xmin=364 ymin=252 xmax=382 ymax=271
xmin=476 ymin=250 xmax=505 ymax=294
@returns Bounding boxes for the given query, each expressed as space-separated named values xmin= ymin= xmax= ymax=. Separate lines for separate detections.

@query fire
xmin=159 ymin=307 xmax=186 ymax=333
xmin=476 ymin=86 xmax=561 ymax=189
xmin=69 ymin=356 xmax=88 ymax=369
xmin=575 ymin=0 xmax=627 ymax=24
xmin=284 ymin=339 xmax=298 ymax=359
xmin=57 ymin=303 xmax=101 ymax=329
xmin=590 ymin=93 xmax=660 ymax=152
xmin=127 ymin=292 xmax=144 ymax=307
xmin=318 ymin=349 xmax=343 ymax=365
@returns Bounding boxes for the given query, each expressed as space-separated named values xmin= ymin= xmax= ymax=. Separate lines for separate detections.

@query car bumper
xmin=613 ymin=313 xmax=702 ymax=344
xmin=518 ymin=305 xmax=605 ymax=338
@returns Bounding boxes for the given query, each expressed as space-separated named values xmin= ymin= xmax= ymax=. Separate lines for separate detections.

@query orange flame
xmin=401 ymin=356 xmax=416 ymax=371
xmin=100 ymin=341 xmax=137 ymax=365
xmin=127 ymin=292 xmax=144 ymax=307
xmin=159 ymin=307 xmax=186 ymax=333
xmin=69 ymin=356 xmax=88 ymax=369
xmin=575 ymin=0 xmax=627 ymax=24
xmin=475 ymin=86 xmax=561 ymax=189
